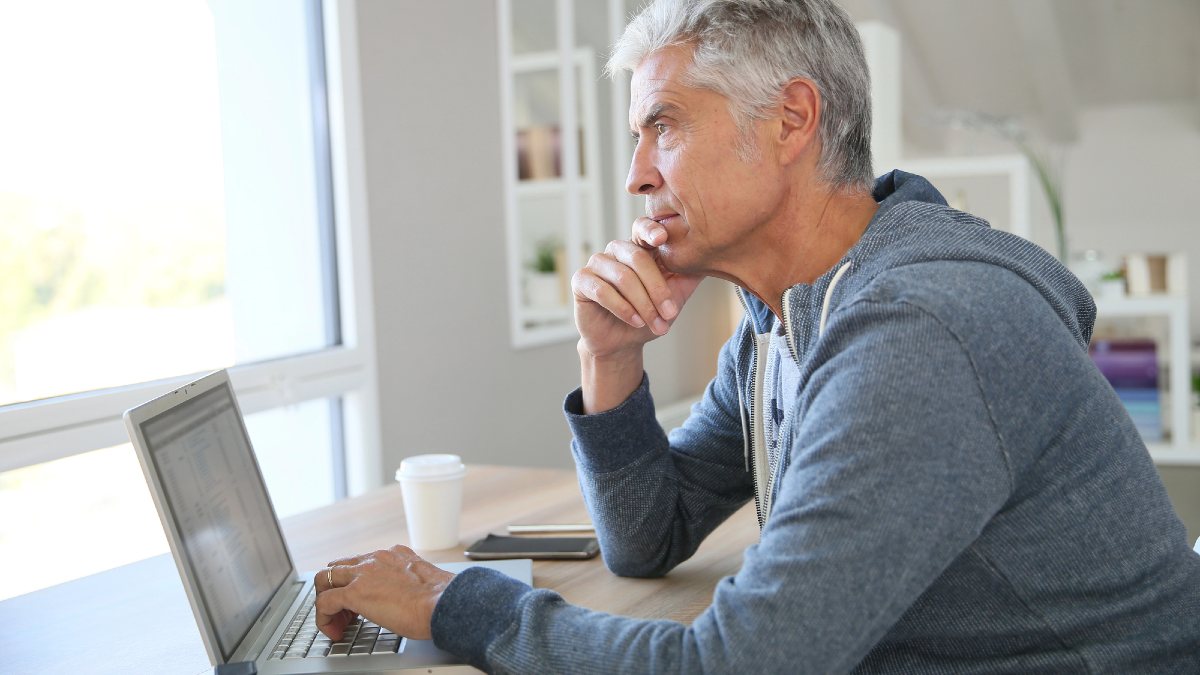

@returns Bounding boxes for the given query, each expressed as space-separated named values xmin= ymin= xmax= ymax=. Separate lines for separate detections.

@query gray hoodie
xmin=431 ymin=172 xmax=1200 ymax=673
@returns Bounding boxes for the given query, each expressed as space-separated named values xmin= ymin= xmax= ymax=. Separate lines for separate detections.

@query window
xmin=0 ymin=0 xmax=379 ymax=600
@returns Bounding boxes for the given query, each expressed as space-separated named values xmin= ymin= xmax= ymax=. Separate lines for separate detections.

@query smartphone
xmin=506 ymin=523 xmax=594 ymax=534
xmin=463 ymin=534 xmax=600 ymax=560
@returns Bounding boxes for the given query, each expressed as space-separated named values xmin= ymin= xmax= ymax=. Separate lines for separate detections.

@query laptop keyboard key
xmin=272 ymin=588 xmax=387 ymax=661
xmin=372 ymin=638 xmax=400 ymax=654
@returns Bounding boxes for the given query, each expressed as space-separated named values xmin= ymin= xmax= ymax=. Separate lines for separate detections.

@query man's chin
xmin=656 ymin=247 xmax=701 ymax=277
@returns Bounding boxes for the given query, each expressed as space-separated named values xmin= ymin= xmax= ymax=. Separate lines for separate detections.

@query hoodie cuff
xmin=430 ymin=566 xmax=529 ymax=671
xmin=563 ymin=373 xmax=668 ymax=473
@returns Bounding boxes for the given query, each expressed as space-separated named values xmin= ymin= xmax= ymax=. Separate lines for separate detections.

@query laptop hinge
xmin=231 ymin=576 xmax=309 ymax=664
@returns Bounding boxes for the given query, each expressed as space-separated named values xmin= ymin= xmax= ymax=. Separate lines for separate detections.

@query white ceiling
xmin=511 ymin=0 xmax=1200 ymax=150
xmin=837 ymin=0 xmax=1200 ymax=148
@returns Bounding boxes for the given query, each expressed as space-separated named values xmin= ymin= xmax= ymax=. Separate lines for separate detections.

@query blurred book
xmin=1122 ymin=252 xmax=1187 ymax=296
xmin=517 ymin=126 xmax=557 ymax=180
xmin=1090 ymin=338 xmax=1157 ymax=388
xmin=516 ymin=126 xmax=586 ymax=181
xmin=1091 ymin=339 xmax=1163 ymax=442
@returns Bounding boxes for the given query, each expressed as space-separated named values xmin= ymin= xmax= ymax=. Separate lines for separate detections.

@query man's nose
xmin=625 ymin=140 xmax=660 ymax=195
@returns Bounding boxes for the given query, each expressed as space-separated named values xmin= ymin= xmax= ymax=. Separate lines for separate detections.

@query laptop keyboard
xmin=269 ymin=588 xmax=405 ymax=660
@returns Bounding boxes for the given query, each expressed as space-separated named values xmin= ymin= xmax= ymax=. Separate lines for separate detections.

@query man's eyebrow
xmin=633 ymin=102 xmax=678 ymax=130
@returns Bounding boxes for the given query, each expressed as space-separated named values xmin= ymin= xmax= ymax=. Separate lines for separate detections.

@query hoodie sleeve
xmin=430 ymin=296 xmax=1013 ymax=674
xmin=562 ymin=331 xmax=755 ymax=578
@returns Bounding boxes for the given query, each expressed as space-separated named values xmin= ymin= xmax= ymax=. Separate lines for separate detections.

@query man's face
xmin=627 ymin=45 xmax=786 ymax=275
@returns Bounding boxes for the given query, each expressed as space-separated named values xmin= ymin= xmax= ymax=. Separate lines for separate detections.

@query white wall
xmin=1057 ymin=103 xmax=1200 ymax=335
xmin=353 ymin=0 xmax=728 ymax=475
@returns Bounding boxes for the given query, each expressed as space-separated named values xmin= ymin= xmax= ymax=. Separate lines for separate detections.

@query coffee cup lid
xmin=396 ymin=454 xmax=465 ymax=481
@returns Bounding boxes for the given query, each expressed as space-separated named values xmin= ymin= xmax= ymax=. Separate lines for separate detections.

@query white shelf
xmin=511 ymin=320 xmax=577 ymax=350
xmin=1147 ymin=444 xmax=1200 ymax=467
xmin=1094 ymin=294 xmax=1187 ymax=317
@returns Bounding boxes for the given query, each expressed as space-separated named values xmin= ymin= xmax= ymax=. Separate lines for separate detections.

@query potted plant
xmin=1193 ymin=373 xmax=1200 ymax=444
xmin=525 ymin=238 xmax=564 ymax=308
xmin=1098 ymin=269 xmax=1126 ymax=300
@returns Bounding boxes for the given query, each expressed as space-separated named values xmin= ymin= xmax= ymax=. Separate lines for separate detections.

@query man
xmin=315 ymin=0 xmax=1200 ymax=671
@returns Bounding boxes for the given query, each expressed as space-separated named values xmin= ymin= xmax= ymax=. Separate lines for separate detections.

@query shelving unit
xmin=499 ymin=0 xmax=627 ymax=349
xmin=1094 ymin=294 xmax=1197 ymax=465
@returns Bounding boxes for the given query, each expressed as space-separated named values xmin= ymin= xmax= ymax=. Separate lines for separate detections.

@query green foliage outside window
xmin=0 ymin=192 xmax=225 ymax=388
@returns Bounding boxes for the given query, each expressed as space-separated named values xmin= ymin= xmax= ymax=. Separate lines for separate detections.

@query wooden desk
xmin=0 ymin=465 xmax=756 ymax=674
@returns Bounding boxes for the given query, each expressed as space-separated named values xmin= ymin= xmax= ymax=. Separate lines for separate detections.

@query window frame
xmin=0 ymin=0 xmax=383 ymax=494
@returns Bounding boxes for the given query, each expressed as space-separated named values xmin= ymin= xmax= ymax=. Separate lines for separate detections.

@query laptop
xmin=124 ymin=370 xmax=531 ymax=674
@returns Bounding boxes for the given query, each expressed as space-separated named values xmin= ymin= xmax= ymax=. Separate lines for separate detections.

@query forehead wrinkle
xmin=641 ymin=102 xmax=676 ymax=128
xmin=628 ymin=94 xmax=682 ymax=133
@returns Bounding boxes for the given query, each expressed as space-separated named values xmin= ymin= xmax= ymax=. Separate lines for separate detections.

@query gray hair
xmin=608 ymin=0 xmax=874 ymax=192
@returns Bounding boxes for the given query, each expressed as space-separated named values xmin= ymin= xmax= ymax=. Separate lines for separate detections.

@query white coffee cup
xmin=395 ymin=454 xmax=466 ymax=550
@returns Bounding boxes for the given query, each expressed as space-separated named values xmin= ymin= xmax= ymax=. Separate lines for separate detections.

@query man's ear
xmin=776 ymin=77 xmax=821 ymax=165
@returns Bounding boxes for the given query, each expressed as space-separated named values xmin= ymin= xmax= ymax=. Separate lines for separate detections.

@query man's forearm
xmin=578 ymin=341 xmax=645 ymax=414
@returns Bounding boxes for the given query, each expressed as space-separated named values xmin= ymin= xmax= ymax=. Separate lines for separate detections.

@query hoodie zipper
xmin=760 ymin=287 xmax=798 ymax=520
xmin=736 ymin=288 xmax=766 ymax=529
xmin=745 ymin=263 xmax=851 ymax=529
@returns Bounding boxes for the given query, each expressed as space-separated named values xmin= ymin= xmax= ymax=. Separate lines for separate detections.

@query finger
xmin=326 ymin=553 xmax=367 ymax=568
xmin=319 ymin=563 xmax=359 ymax=593
xmin=315 ymin=588 xmax=357 ymax=640
xmin=377 ymin=545 xmax=415 ymax=565
xmin=387 ymin=544 xmax=417 ymax=558
xmin=316 ymin=564 xmax=348 ymax=592
xmin=320 ymin=610 xmax=357 ymax=641
xmin=572 ymin=266 xmax=648 ymax=331
xmin=631 ymin=217 xmax=668 ymax=248
xmin=606 ymin=240 xmax=678 ymax=322
xmin=592 ymin=249 xmax=668 ymax=334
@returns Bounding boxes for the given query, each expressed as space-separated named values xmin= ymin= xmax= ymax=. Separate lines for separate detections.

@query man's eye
xmin=654 ymin=123 xmax=668 ymax=135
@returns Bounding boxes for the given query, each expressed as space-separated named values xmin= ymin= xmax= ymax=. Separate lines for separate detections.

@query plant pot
xmin=525 ymin=271 xmax=564 ymax=308
xmin=1098 ymin=279 xmax=1126 ymax=300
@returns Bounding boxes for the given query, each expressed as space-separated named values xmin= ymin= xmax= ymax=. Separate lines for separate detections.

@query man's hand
xmin=572 ymin=217 xmax=702 ymax=359
xmin=314 ymin=545 xmax=454 ymax=641
xmin=571 ymin=217 xmax=703 ymax=414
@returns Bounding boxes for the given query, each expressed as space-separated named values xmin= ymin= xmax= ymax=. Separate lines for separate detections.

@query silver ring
xmin=326 ymin=566 xmax=335 ymax=589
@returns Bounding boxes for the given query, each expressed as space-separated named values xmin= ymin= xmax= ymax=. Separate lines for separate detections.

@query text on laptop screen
xmin=140 ymin=383 xmax=292 ymax=660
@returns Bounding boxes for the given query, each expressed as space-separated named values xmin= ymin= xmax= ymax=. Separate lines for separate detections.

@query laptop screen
xmin=140 ymin=382 xmax=292 ymax=661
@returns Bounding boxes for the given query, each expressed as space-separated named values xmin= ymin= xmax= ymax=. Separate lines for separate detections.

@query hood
xmin=743 ymin=170 xmax=1095 ymax=363
xmin=871 ymin=168 xmax=949 ymax=213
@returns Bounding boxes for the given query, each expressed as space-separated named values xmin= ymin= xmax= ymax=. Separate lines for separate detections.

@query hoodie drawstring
xmin=818 ymin=262 xmax=853 ymax=336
